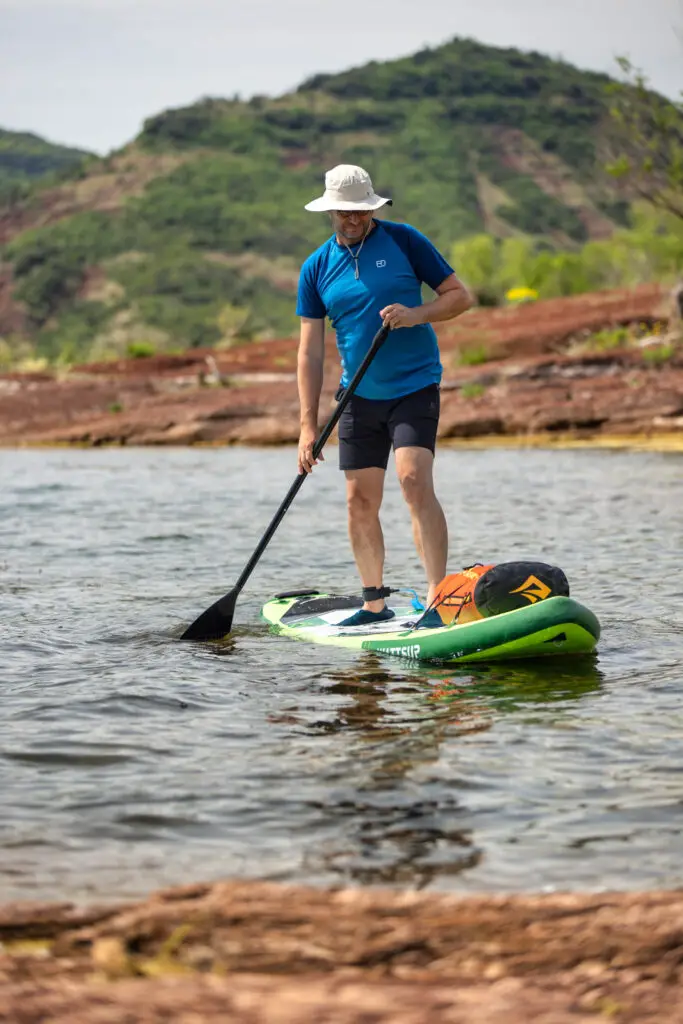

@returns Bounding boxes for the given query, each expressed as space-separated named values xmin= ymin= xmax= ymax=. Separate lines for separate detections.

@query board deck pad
xmin=281 ymin=595 xmax=362 ymax=621
xmin=261 ymin=592 xmax=601 ymax=665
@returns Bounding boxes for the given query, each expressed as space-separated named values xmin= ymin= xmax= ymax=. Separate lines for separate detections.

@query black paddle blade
xmin=181 ymin=588 xmax=238 ymax=641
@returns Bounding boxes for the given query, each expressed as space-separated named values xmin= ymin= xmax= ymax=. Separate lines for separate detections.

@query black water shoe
xmin=338 ymin=607 xmax=396 ymax=628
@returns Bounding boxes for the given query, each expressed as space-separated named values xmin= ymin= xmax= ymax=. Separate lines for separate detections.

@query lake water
xmin=2 ymin=446 xmax=683 ymax=904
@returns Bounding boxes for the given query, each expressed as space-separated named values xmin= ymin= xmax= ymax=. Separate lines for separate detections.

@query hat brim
xmin=304 ymin=195 xmax=392 ymax=212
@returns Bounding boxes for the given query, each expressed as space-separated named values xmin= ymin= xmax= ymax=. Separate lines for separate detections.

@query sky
xmin=1 ymin=0 xmax=681 ymax=154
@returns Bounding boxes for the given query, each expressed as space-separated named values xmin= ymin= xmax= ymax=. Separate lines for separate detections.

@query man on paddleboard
xmin=296 ymin=165 xmax=472 ymax=627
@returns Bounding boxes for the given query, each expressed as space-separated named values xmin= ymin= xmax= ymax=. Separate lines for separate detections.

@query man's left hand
xmin=380 ymin=304 xmax=423 ymax=329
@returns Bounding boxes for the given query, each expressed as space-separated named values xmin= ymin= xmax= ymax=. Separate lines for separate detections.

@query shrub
xmin=460 ymin=382 xmax=487 ymax=398
xmin=586 ymin=327 xmax=629 ymax=351
xmin=455 ymin=343 xmax=491 ymax=366
xmin=126 ymin=341 xmax=157 ymax=359
xmin=642 ymin=343 xmax=675 ymax=365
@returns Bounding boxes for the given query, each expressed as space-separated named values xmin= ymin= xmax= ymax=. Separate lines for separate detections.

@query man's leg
xmin=344 ymin=467 xmax=387 ymax=612
xmin=394 ymin=446 xmax=448 ymax=608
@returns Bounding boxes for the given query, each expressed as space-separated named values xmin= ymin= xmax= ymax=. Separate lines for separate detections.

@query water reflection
xmin=278 ymin=655 xmax=604 ymax=889
xmin=422 ymin=656 xmax=605 ymax=711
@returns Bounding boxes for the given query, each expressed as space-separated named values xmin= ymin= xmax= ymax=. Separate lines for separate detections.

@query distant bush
xmin=13 ymin=245 xmax=86 ymax=325
xmin=580 ymin=327 xmax=630 ymax=351
xmin=34 ymin=301 xmax=112 ymax=364
xmin=126 ymin=341 xmax=156 ymax=358
xmin=642 ymin=342 xmax=675 ymax=365
xmin=455 ymin=343 xmax=491 ymax=366
xmin=453 ymin=207 xmax=683 ymax=305
xmin=460 ymin=382 xmax=487 ymax=398
xmin=141 ymin=106 xmax=218 ymax=147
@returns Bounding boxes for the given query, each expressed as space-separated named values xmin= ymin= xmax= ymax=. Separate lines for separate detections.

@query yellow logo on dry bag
xmin=509 ymin=575 xmax=551 ymax=604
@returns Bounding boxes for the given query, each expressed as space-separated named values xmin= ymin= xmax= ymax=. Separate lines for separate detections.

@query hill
xmin=0 ymin=37 xmax=650 ymax=367
xmin=0 ymin=128 xmax=91 ymax=202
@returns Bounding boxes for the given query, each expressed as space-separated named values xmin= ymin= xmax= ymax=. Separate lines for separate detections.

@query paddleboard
xmin=261 ymin=591 xmax=600 ymax=664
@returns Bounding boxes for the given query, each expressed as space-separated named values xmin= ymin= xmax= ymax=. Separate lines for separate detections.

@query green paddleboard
xmin=261 ymin=591 xmax=600 ymax=665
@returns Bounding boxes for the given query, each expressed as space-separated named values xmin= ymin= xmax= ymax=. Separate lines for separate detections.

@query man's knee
xmin=399 ymin=474 xmax=430 ymax=510
xmin=346 ymin=480 xmax=383 ymax=521
xmin=397 ymin=454 xmax=434 ymax=509
xmin=347 ymin=489 xmax=381 ymax=521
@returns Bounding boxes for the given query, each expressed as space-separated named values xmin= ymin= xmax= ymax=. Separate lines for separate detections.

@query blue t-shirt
xmin=296 ymin=220 xmax=454 ymax=400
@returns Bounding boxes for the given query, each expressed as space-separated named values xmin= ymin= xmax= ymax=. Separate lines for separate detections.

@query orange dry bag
xmin=431 ymin=563 xmax=494 ymax=625
xmin=432 ymin=561 xmax=570 ymax=625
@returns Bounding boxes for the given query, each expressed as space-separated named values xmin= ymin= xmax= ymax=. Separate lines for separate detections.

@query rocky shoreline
xmin=2 ymin=283 xmax=683 ymax=451
xmin=2 ymin=880 xmax=682 ymax=1022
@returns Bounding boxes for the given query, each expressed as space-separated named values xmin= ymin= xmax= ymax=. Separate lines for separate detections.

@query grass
xmin=642 ymin=342 xmax=675 ymax=365
xmin=585 ymin=327 xmax=629 ymax=351
xmin=454 ymin=343 xmax=491 ymax=367
xmin=460 ymin=382 xmax=487 ymax=399
xmin=126 ymin=341 xmax=157 ymax=359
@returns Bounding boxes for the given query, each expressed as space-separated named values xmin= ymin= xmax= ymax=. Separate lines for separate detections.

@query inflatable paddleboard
xmin=261 ymin=590 xmax=600 ymax=665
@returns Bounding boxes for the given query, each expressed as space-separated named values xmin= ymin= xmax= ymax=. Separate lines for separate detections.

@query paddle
xmin=181 ymin=323 xmax=391 ymax=641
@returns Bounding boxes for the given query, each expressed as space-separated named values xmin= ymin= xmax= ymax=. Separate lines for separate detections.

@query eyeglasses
xmin=332 ymin=209 xmax=373 ymax=219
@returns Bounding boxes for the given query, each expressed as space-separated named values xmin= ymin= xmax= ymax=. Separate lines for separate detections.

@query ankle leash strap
xmin=362 ymin=586 xmax=392 ymax=602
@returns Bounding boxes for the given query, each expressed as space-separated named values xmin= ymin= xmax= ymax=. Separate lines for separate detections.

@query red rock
xmin=1 ymin=881 xmax=682 ymax=1022
xmin=1 ymin=284 xmax=681 ymax=449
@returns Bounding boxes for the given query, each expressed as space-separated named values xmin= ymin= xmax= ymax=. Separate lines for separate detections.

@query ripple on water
xmin=2 ymin=446 xmax=683 ymax=901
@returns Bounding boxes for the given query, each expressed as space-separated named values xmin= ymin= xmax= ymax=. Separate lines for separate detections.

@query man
xmin=296 ymin=164 xmax=472 ymax=627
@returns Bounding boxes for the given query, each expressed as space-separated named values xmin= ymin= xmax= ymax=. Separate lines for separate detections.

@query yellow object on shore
xmin=506 ymin=286 xmax=539 ymax=303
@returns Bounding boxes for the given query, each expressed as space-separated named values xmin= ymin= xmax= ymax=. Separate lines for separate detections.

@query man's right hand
xmin=298 ymin=426 xmax=324 ymax=475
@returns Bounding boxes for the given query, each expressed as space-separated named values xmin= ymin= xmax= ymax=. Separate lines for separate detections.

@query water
xmin=2 ymin=446 xmax=683 ymax=903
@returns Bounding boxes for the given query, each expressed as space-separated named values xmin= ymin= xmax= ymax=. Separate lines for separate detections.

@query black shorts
xmin=337 ymin=384 xmax=440 ymax=472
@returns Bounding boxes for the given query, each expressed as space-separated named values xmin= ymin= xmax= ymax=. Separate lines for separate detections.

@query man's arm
xmin=418 ymin=274 xmax=473 ymax=323
xmin=297 ymin=317 xmax=325 ymax=474
xmin=380 ymin=274 xmax=473 ymax=330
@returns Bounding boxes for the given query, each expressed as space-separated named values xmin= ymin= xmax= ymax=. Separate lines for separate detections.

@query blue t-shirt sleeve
xmin=400 ymin=224 xmax=455 ymax=291
xmin=296 ymin=255 xmax=326 ymax=319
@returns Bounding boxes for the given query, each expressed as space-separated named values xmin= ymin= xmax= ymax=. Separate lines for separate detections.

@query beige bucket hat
xmin=304 ymin=164 xmax=392 ymax=212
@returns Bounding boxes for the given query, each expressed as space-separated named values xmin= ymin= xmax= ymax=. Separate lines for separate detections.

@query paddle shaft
xmin=232 ymin=324 xmax=390 ymax=596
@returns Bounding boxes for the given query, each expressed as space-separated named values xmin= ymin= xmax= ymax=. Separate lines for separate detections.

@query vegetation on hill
xmin=0 ymin=37 xmax=680 ymax=370
xmin=0 ymin=128 xmax=91 ymax=205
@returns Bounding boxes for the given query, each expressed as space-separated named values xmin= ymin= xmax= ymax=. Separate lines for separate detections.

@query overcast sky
xmin=1 ymin=0 xmax=681 ymax=154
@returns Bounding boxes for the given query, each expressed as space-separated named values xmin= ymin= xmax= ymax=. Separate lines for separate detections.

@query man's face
xmin=330 ymin=209 xmax=373 ymax=243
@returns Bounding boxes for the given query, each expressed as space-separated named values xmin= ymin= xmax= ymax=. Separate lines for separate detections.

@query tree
xmin=605 ymin=58 xmax=683 ymax=220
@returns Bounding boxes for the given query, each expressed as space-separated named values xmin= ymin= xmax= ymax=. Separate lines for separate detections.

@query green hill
xmin=0 ymin=128 xmax=91 ymax=202
xmin=0 ymin=37 xmax=651 ymax=367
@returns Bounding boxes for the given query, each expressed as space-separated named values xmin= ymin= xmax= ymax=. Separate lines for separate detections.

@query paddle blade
xmin=181 ymin=588 xmax=238 ymax=641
